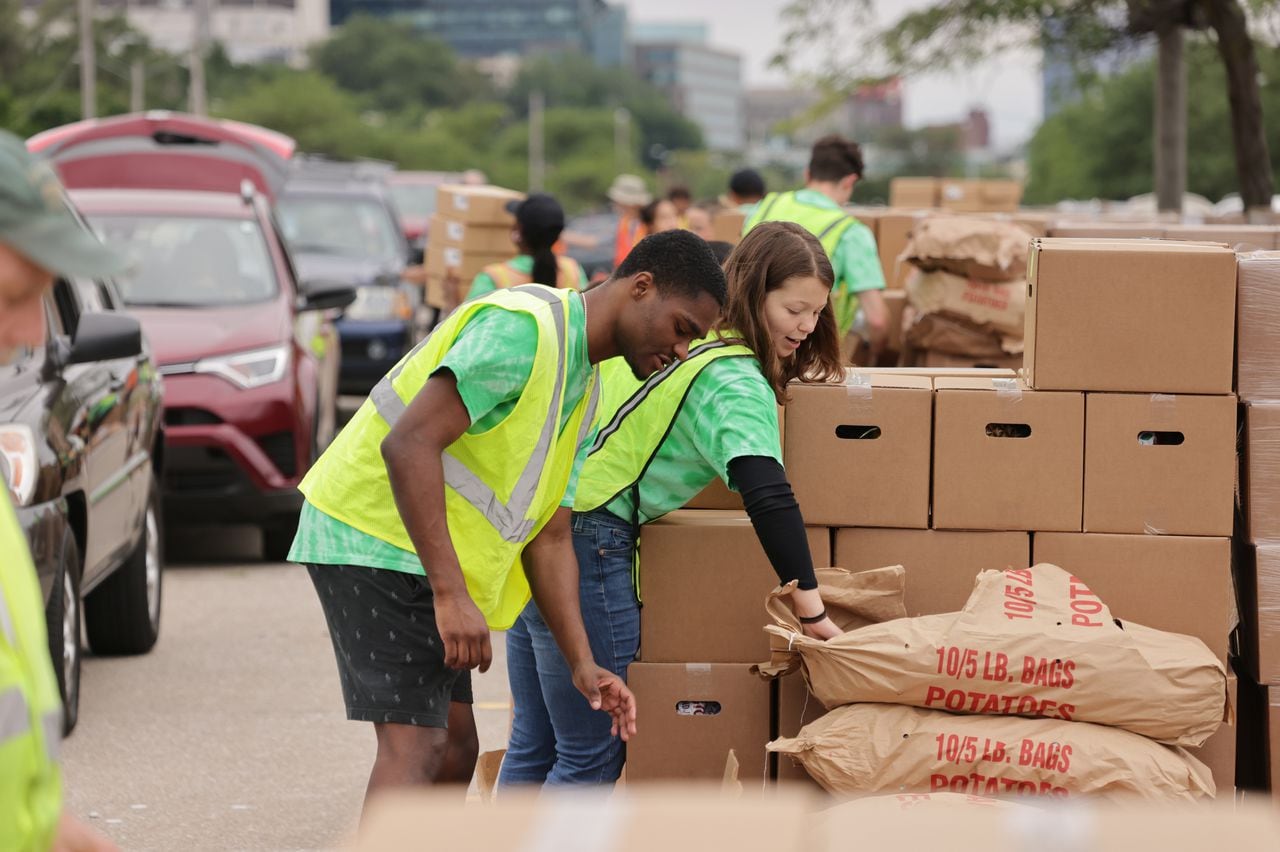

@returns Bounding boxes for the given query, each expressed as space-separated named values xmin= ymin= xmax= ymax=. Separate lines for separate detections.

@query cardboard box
xmin=1083 ymin=393 xmax=1236 ymax=537
xmin=1024 ymin=239 xmax=1237 ymax=394
xmin=858 ymin=367 xmax=1017 ymax=380
xmin=1047 ymin=222 xmax=1167 ymax=239
xmin=1245 ymin=404 xmax=1280 ymax=544
xmin=425 ymin=241 xmax=510 ymax=282
xmin=1189 ymin=674 xmax=1237 ymax=795
xmin=775 ymin=675 xmax=826 ymax=788
xmin=931 ymin=378 xmax=1084 ymax=531
xmin=358 ymin=788 xmax=811 ymax=851
xmin=889 ymin=178 xmax=940 ymax=209
xmin=884 ymin=289 xmax=907 ymax=353
xmin=877 ymin=212 xmax=924 ymax=289
xmin=1239 ymin=545 xmax=1280 ymax=684
xmin=938 ymin=179 xmax=1022 ymax=213
xmin=1032 ymin=533 xmax=1233 ymax=662
xmin=1237 ymin=253 xmax=1280 ymax=403
xmin=431 ymin=215 xmax=515 ymax=254
xmin=1163 ymin=224 xmax=1279 ymax=249
xmin=832 ymin=528 xmax=1030 ymax=616
xmin=625 ymin=663 xmax=773 ymax=783
xmin=435 ymin=184 xmax=523 ymax=225
xmin=712 ymin=208 xmax=747 ymax=245
xmin=783 ymin=374 xmax=933 ymax=528
xmin=638 ymin=511 xmax=829 ymax=663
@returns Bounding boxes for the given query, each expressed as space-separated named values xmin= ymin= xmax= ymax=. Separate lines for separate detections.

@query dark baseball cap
xmin=0 ymin=131 xmax=126 ymax=278
xmin=506 ymin=193 xmax=565 ymax=238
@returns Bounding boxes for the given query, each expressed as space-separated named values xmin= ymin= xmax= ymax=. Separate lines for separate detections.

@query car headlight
xmin=344 ymin=284 xmax=416 ymax=322
xmin=0 ymin=424 xmax=38 ymax=506
xmin=194 ymin=345 xmax=290 ymax=390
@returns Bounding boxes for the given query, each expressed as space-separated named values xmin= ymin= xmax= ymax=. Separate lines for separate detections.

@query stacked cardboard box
xmin=423 ymin=184 xmax=523 ymax=309
xmin=773 ymin=236 xmax=1240 ymax=796
xmin=1234 ymin=251 xmax=1280 ymax=795
xmin=623 ymin=510 xmax=829 ymax=783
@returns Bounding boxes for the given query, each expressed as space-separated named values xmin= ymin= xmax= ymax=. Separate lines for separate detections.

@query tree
xmin=1024 ymin=39 xmax=1280 ymax=204
xmin=508 ymin=52 xmax=704 ymax=168
xmin=310 ymin=14 xmax=496 ymax=116
xmin=775 ymin=0 xmax=1275 ymax=217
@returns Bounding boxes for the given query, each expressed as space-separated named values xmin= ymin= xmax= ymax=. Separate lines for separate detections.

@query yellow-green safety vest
xmin=744 ymin=191 xmax=861 ymax=336
xmin=575 ymin=333 xmax=755 ymax=516
xmin=0 ymin=493 xmax=63 ymax=851
xmin=300 ymin=285 xmax=600 ymax=630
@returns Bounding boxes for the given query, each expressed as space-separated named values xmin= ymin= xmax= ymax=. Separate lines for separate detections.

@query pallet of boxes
xmin=622 ymin=234 xmax=1244 ymax=801
xmin=423 ymin=184 xmax=523 ymax=313
xmin=1234 ymin=249 xmax=1280 ymax=797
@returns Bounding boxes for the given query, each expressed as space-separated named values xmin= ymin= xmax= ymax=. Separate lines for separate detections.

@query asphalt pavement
xmin=59 ymin=525 xmax=513 ymax=852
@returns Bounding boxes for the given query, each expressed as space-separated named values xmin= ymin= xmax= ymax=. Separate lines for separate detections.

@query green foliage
xmin=1024 ymin=41 xmax=1280 ymax=203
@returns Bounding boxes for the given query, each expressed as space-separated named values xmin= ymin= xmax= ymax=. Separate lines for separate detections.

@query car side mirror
xmin=67 ymin=312 xmax=143 ymax=364
xmin=298 ymin=280 xmax=357 ymax=313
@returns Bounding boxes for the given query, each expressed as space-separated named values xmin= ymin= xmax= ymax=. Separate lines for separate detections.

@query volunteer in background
xmin=724 ymin=168 xmax=766 ymax=213
xmin=289 ymin=230 xmax=727 ymax=808
xmin=467 ymin=194 xmax=587 ymax=299
xmin=667 ymin=186 xmax=692 ymax=229
xmin=608 ymin=174 xmax=652 ymax=269
xmin=685 ymin=205 xmax=715 ymax=242
xmin=0 ymin=129 xmax=119 ymax=852
xmin=640 ymin=197 xmax=680 ymax=235
xmin=499 ymin=221 xmax=844 ymax=787
xmin=744 ymin=135 xmax=887 ymax=346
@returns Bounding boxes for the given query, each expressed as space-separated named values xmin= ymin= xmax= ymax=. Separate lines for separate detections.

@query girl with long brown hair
xmin=499 ymin=220 xmax=845 ymax=789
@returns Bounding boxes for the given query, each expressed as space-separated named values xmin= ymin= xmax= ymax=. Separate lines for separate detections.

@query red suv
xmin=70 ymin=187 xmax=353 ymax=559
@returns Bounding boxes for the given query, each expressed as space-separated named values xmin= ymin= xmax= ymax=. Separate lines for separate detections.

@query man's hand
xmin=572 ymin=663 xmax=638 ymax=741
xmin=434 ymin=589 xmax=492 ymax=672
xmin=53 ymin=813 xmax=119 ymax=852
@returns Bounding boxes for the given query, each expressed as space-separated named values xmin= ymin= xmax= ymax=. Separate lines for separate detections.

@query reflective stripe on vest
xmin=0 ymin=686 xmax=30 ymax=745
xmin=575 ymin=336 xmax=754 ymax=515
xmin=370 ymin=285 xmax=573 ymax=543
xmin=0 ymin=583 xmax=14 ymax=645
xmin=485 ymin=259 xmax=580 ymax=291
xmin=744 ymin=191 xmax=862 ymax=334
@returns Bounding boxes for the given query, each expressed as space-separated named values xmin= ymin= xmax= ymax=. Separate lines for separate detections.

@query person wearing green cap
xmin=0 ymin=128 xmax=122 ymax=852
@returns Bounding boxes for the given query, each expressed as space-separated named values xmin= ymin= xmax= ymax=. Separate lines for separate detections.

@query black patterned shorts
xmin=307 ymin=563 xmax=473 ymax=728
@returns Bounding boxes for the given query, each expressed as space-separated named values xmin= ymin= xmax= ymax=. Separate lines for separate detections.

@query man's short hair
xmin=808 ymin=135 xmax=864 ymax=182
xmin=666 ymin=186 xmax=692 ymax=202
xmin=616 ymin=229 xmax=727 ymax=306
xmin=728 ymin=168 xmax=765 ymax=201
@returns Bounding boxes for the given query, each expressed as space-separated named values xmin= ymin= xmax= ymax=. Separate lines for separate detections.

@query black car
xmin=277 ymin=165 xmax=424 ymax=395
xmin=1 ymin=273 xmax=165 ymax=734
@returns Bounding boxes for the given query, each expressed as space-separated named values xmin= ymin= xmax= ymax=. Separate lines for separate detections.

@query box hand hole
xmin=835 ymin=425 xmax=882 ymax=440
xmin=985 ymin=423 xmax=1032 ymax=438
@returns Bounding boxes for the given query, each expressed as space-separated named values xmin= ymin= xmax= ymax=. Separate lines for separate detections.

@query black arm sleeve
xmin=727 ymin=455 xmax=818 ymax=591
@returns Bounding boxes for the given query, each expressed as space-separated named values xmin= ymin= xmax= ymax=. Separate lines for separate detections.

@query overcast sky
xmin=619 ymin=0 xmax=1044 ymax=150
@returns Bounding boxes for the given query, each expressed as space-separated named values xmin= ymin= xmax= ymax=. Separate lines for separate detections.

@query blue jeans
xmin=499 ymin=510 xmax=640 ymax=787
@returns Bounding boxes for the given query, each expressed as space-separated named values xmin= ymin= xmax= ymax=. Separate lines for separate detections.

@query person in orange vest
xmin=467 ymin=194 xmax=588 ymax=299
xmin=608 ymin=174 xmax=652 ymax=269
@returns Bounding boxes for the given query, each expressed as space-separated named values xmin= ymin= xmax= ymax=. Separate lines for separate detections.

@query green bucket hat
xmin=0 ymin=129 xmax=126 ymax=277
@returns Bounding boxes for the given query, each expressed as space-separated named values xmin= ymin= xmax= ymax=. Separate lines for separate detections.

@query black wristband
xmin=798 ymin=609 xmax=828 ymax=625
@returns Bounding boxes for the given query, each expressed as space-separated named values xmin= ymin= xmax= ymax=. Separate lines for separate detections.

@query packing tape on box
xmin=685 ymin=662 xmax=713 ymax=695
xmin=1143 ymin=394 xmax=1177 ymax=535
xmin=844 ymin=370 xmax=874 ymax=400
xmin=992 ymin=378 xmax=1023 ymax=402
xmin=1149 ymin=393 xmax=1178 ymax=427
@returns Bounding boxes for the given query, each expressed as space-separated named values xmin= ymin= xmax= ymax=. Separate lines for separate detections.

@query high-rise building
xmin=328 ymin=0 xmax=625 ymax=65
xmin=744 ymin=79 xmax=903 ymax=167
xmin=632 ymin=35 xmax=743 ymax=152
xmin=83 ymin=0 xmax=329 ymax=65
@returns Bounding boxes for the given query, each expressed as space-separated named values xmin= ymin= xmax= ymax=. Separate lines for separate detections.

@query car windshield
xmin=277 ymin=194 xmax=403 ymax=262
xmin=389 ymin=183 xmax=438 ymax=219
xmin=89 ymin=215 xmax=279 ymax=307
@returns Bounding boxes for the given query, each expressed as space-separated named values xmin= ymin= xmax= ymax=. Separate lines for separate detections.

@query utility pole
xmin=130 ymin=60 xmax=145 ymax=112
xmin=78 ymin=0 xmax=96 ymax=119
xmin=528 ymin=89 xmax=545 ymax=192
xmin=1154 ymin=24 xmax=1186 ymax=215
xmin=613 ymin=106 xmax=631 ymax=174
xmin=189 ymin=0 xmax=212 ymax=115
